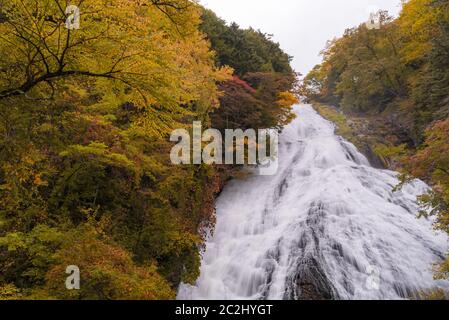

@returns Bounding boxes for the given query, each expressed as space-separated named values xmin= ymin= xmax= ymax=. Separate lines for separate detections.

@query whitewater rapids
xmin=178 ymin=104 xmax=448 ymax=300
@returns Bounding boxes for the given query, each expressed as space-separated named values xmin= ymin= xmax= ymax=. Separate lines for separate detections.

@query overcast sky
xmin=200 ymin=0 xmax=402 ymax=76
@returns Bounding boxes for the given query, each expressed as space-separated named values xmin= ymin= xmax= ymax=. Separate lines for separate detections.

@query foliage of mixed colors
xmin=0 ymin=1 xmax=297 ymax=299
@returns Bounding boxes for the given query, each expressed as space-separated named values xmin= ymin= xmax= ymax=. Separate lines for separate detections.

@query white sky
xmin=200 ymin=0 xmax=402 ymax=75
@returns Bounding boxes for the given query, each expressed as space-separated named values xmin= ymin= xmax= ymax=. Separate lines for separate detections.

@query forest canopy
xmin=0 ymin=0 xmax=297 ymax=299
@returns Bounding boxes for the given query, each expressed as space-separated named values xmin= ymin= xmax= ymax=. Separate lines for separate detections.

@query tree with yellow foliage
xmin=0 ymin=0 xmax=231 ymax=299
xmin=0 ymin=0 xmax=297 ymax=300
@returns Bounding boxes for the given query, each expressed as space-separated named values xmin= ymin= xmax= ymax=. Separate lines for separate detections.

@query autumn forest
xmin=0 ymin=0 xmax=297 ymax=299
xmin=1 ymin=0 xmax=449 ymax=301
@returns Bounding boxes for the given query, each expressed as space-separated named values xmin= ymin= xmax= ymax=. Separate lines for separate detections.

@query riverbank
xmin=312 ymin=103 xmax=408 ymax=170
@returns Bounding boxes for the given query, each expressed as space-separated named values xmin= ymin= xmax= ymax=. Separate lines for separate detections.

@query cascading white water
xmin=178 ymin=104 xmax=448 ymax=300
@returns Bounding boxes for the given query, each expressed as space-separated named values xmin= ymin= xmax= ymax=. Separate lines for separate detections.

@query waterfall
xmin=178 ymin=104 xmax=448 ymax=300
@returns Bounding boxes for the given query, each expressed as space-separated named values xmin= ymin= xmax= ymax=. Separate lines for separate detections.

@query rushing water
xmin=178 ymin=104 xmax=448 ymax=300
